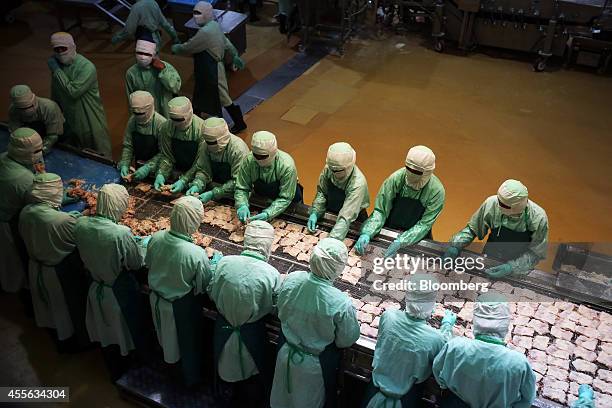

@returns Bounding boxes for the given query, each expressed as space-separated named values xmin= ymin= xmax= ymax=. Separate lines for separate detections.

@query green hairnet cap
xmin=404 ymin=273 xmax=439 ymax=319
xmin=168 ymin=96 xmax=191 ymax=111
xmin=310 ymin=237 xmax=348 ymax=281
xmin=96 ymin=184 xmax=129 ymax=222
xmin=244 ymin=220 xmax=275 ymax=260
xmin=171 ymin=196 xmax=203 ymax=236
xmin=31 ymin=172 xmax=63 ymax=207
xmin=8 ymin=127 xmax=43 ymax=165
xmin=473 ymin=292 xmax=511 ymax=339
xmin=10 ymin=85 xmax=36 ymax=108
xmin=326 ymin=142 xmax=356 ymax=169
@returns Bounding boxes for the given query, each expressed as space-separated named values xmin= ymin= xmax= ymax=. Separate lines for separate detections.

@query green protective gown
xmin=125 ymin=62 xmax=182 ymax=118
xmin=190 ymin=135 xmax=249 ymax=198
xmin=310 ymin=165 xmax=370 ymax=240
xmin=207 ymin=251 xmax=281 ymax=382
xmin=50 ymin=54 xmax=112 ymax=157
xmin=0 ymin=154 xmax=35 ymax=292
xmin=432 ymin=336 xmax=536 ymax=408
xmin=112 ymin=0 xmax=179 ymax=48
xmin=146 ymin=230 xmax=212 ymax=363
xmin=173 ymin=20 xmax=240 ymax=107
xmin=449 ymin=196 xmax=549 ymax=276
xmin=118 ymin=112 xmax=166 ymax=172
xmin=360 ymin=168 xmax=445 ymax=246
xmin=270 ymin=270 xmax=360 ymax=408
xmin=234 ymin=151 xmax=298 ymax=220
xmin=19 ymin=203 xmax=78 ymax=340
xmin=366 ymin=310 xmax=449 ymax=408
xmin=73 ymin=216 xmax=146 ymax=355
xmin=8 ymin=96 xmax=65 ymax=152
xmin=157 ymin=115 xmax=205 ymax=183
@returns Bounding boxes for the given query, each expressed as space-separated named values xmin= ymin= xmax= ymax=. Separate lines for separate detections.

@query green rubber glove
xmin=485 ymin=263 xmax=513 ymax=279
xmin=237 ymin=205 xmax=250 ymax=223
xmin=355 ymin=234 xmax=370 ymax=255
xmin=250 ymin=212 xmax=268 ymax=222
xmin=133 ymin=164 xmax=151 ymax=181
xmin=199 ymin=191 xmax=214 ymax=204
xmin=307 ymin=213 xmax=318 ymax=233
xmin=442 ymin=246 xmax=460 ymax=263
xmin=62 ymin=191 xmax=79 ymax=205
xmin=47 ymin=57 xmax=60 ymax=72
xmin=441 ymin=310 xmax=457 ymax=326
xmin=170 ymin=179 xmax=186 ymax=193
xmin=384 ymin=240 xmax=402 ymax=258
xmin=572 ymin=384 xmax=594 ymax=407
xmin=120 ymin=165 xmax=130 ymax=178
xmin=171 ymin=44 xmax=181 ymax=54
xmin=154 ymin=174 xmax=165 ymax=191
xmin=68 ymin=210 xmax=83 ymax=218
xmin=186 ymin=185 xmax=201 ymax=196
xmin=210 ymin=251 xmax=224 ymax=267
xmin=233 ymin=55 xmax=245 ymax=70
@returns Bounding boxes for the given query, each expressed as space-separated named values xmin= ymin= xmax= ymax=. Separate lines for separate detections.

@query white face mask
xmin=330 ymin=165 xmax=353 ymax=182
xmin=133 ymin=108 xmax=154 ymax=125
xmin=170 ymin=113 xmax=192 ymax=131
xmin=19 ymin=103 xmax=38 ymax=122
xmin=405 ymin=168 xmax=431 ymax=190
xmin=136 ymin=53 xmax=153 ymax=68
xmin=254 ymin=152 xmax=276 ymax=167
xmin=55 ymin=46 xmax=76 ymax=65
xmin=194 ymin=13 xmax=207 ymax=26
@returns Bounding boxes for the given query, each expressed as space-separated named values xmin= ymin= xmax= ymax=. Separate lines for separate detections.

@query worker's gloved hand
xmin=134 ymin=235 xmax=152 ymax=248
xmin=442 ymin=246 xmax=460 ymax=263
xmin=133 ymin=164 xmax=151 ymax=181
xmin=210 ymin=251 xmax=224 ymax=267
xmin=47 ymin=57 xmax=60 ymax=72
xmin=250 ymin=212 xmax=268 ymax=222
xmin=186 ymin=185 xmax=201 ymax=196
xmin=199 ymin=191 xmax=214 ymax=204
xmin=172 ymin=35 xmax=181 ymax=45
xmin=573 ymin=384 xmax=594 ymax=407
xmin=151 ymin=58 xmax=165 ymax=70
xmin=237 ymin=205 xmax=250 ymax=223
xmin=384 ymin=240 xmax=402 ymax=258
xmin=62 ymin=191 xmax=79 ymax=205
xmin=120 ymin=165 xmax=130 ymax=179
xmin=441 ymin=310 xmax=457 ymax=327
xmin=171 ymin=44 xmax=181 ymax=54
xmin=42 ymin=142 xmax=52 ymax=155
xmin=68 ymin=210 xmax=83 ymax=218
xmin=307 ymin=213 xmax=318 ymax=233
xmin=355 ymin=234 xmax=370 ymax=255
xmin=154 ymin=174 xmax=165 ymax=191
xmin=170 ymin=179 xmax=186 ymax=193
xmin=232 ymin=55 xmax=245 ymax=70
xmin=485 ymin=263 xmax=513 ymax=279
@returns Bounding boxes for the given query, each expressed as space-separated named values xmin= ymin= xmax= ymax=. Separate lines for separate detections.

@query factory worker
xmin=185 ymin=117 xmax=249 ymax=203
xmin=125 ymin=38 xmax=182 ymax=118
xmin=363 ymin=274 xmax=456 ymax=408
xmin=356 ymin=145 xmax=444 ymax=258
xmin=234 ymin=131 xmax=302 ymax=223
xmin=171 ymin=2 xmax=247 ymax=133
xmin=48 ymin=32 xmax=112 ymax=158
xmin=572 ymin=385 xmax=595 ymax=408
xmin=154 ymin=96 xmax=205 ymax=193
xmin=208 ymin=221 xmax=280 ymax=407
xmin=277 ymin=0 xmax=291 ymax=33
xmin=270 ymin=238 xmax=360 ymax=408
xmin=8 ymin=85 xmax=65 ymax=154
xmin=146 ymin=196 xmax=213 ymax=386
xmin=73 ymin=184 xmax=148 ymax=379
xmin=444 ymin=179 xmax=549 ymax=278
xmin=118 ymin=91 xmax=166 ymax=181
xmin=432 ymin=295 xmax=536 ymax=408
xmin=0 ymin=128 xmax=44 ymax=293
xmin=308 ymin=142 xmax=369 ymax=240
xmin=19 ymin=173 xmax=90 ymax=350
xmin=111 ymin=0 xmax=179 ymax=49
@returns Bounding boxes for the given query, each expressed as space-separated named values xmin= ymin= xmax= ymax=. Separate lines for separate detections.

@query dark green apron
xmin=152 ymin=289 xmax=205 ymax=386
xmin=170 ymin=126 xmax=199 ymax=172
xmin=253 ymin=161 xmax=304 ymax=204
xmin=277 ymin=330 xmax=341 ymax=408
xmin=132 ymin=117 xmax=159 ymax=166
xmin=211 ymin=158 xmax=232 ymax=184
xmin=23 ymin=120 xmax=47 ymax=138
xmin=385 ymin=189 xmax=432 ymax=239
xmin=361 ymin=380 xmax=425 ymax=408
xmin=213 ymin=314 xmax=272 ymax=384
xmin=325 ymin=179 xmax=368 ymax=221
xmin=54 ymin=249 xmax=92 ymax=349
xmin=483 ymin=210 xmax=533 ymax=262
xmin=193 ymin=50 xmax=222 ymax=118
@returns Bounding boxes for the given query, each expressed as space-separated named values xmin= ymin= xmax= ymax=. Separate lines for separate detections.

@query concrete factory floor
xmin=1 ymin=2 xmax=612 ymax=404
